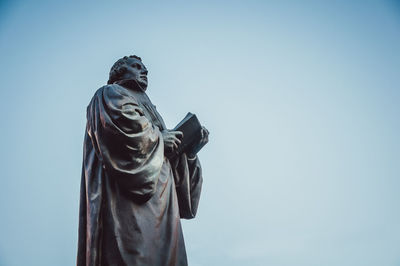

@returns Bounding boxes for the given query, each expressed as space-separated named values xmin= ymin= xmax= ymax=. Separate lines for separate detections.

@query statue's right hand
xmin=162 ymin=130 xmax=183 ymax=155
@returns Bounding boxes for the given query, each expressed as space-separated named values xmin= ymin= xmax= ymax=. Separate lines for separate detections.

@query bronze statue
xmin=77 ymin=55 xmax=208 ymax=266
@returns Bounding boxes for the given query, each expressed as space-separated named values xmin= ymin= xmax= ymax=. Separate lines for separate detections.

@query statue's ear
xmin=118 ymin=66 xmax=127 ymax=75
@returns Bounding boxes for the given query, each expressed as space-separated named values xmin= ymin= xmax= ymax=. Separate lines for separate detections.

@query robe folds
xmin=77 ymin=82 xmax=203 ymax=266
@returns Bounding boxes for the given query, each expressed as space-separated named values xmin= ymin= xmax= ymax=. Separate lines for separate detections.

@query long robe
xmin=77 ymin=81 xmax=203 ymax=266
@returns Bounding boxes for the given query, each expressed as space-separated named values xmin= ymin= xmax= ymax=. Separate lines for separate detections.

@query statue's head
xmin=107 ymin=55 xmax=148 ymax=89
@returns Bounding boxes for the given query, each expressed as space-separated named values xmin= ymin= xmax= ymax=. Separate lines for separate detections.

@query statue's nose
xmin=142 ymin=69 xmax=148 ymax=75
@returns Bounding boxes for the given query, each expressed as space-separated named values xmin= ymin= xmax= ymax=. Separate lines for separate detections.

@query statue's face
xmin=121 ymin=57 xmax=148 ymax=89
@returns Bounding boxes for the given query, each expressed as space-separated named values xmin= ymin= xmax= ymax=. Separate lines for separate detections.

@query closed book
xmin=173 ymin=112 xmax=206 ymax=156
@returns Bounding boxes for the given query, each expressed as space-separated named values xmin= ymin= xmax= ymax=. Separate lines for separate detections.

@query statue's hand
xmin=162 ymin=130 xmax=183 ymax=157
xmin=188 ymin=126 xmax=209 ymax=159
xmin=200 ymin=126 xmax=209 ymax=146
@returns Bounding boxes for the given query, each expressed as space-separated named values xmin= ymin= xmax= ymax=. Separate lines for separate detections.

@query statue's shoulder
xmin=95 ymin=83 xmax=127 ymax=96
xmin=91 ymin=84 xmax=134 ymax=101
xmin=87 ymin=84 xmax=122 ymax=109
xmin=88 ymin=84 xmax=138 ymax=109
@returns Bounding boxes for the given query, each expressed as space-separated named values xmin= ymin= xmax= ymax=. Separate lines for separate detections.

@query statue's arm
xmin=87 ymin=85 xmax=164 ymax=202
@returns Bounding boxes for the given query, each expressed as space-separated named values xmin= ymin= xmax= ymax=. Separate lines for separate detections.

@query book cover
xmin=173 ymin=112 xmax=206 ymax=156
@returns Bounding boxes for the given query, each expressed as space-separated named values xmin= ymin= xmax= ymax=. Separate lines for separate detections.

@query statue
xmin=77 ymin=55 xmax=209 ymax=266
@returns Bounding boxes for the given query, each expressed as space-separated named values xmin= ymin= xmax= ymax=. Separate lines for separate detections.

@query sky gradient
xmin=0 ymin=1 xmax=399 ymax=265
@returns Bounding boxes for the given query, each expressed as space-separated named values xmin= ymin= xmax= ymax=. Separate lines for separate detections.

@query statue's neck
xmin=114 ymin=79 xmax=146 ymax=92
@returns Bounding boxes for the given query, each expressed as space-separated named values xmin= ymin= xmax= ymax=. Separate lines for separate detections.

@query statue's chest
xmin=130 ymin=91 xmax=166 ymax=131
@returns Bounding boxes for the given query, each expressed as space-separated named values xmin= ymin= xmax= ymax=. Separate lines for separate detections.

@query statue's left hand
xmin=187 ymin=126 xmax=209 ymax=159
xmin=199 ymin=126 xmax=209 ymax=146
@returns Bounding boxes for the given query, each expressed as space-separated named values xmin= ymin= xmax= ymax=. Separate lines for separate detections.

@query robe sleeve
xmin=172 ymin=153 xmax=203 ymax=219
xmin=86 ymin=85 xmax=164 ymax=202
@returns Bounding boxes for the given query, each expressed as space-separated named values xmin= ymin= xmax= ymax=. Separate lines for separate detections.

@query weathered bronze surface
xmin=77 ymin=55 xmax=208 ymax=266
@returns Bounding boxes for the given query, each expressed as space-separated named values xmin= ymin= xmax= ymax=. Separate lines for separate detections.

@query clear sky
xmin=0 ymin=0 xmax=399 ymax=265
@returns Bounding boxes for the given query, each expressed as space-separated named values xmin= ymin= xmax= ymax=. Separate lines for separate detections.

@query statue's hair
xmin=107 ymin=55 xmax=142 ymax=84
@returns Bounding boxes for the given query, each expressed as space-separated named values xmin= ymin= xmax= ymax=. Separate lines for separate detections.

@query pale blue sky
xmin=0 ymin=1 xmax=399 ymax=265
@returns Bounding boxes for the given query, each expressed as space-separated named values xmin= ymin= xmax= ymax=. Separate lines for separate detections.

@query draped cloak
xmin=77 ymin=81 xmax=203 ymax=266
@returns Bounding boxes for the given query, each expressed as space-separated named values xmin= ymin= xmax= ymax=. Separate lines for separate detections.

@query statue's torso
xmin=121 ymin=85 xmax=167 ymax=131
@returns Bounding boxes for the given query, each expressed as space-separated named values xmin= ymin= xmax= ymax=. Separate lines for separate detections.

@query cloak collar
xmin=114 ymin=79 xmax=147 ymax=92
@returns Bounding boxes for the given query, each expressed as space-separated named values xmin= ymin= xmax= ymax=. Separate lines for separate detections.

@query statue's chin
xmin=138 ymin=81 xmax=148 ymax=91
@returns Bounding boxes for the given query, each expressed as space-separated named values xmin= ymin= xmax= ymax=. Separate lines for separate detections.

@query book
xmin=173 ymin=112 xmax=206 ymax=156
